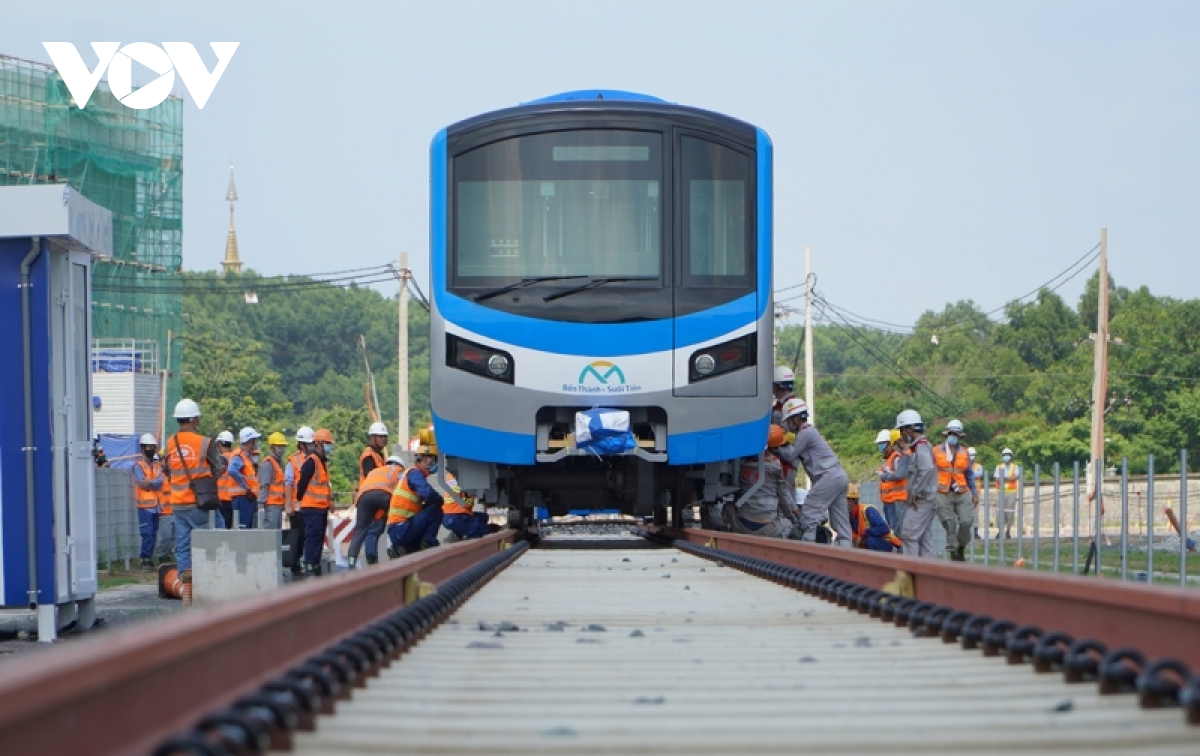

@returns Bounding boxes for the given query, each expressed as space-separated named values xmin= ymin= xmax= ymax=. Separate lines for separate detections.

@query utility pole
xmin=1088 ymin=229 xmax=1109 ymax=508
xmin=803 ymin=245 xmax=815 ymax=425
xmin=398 ymin=251 xmax=410 ymax=451
xmin=803 ymin=246 xmax=815 ymax=489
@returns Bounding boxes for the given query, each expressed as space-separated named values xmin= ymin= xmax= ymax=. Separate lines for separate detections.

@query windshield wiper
xmin=543 ymin=277 xmax=658 ymax=302
xmin=474 ymin=275 xmax=587 ymax=302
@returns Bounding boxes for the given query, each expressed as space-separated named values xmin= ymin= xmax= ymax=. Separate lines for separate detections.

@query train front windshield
xmin=455 ymin=130 xmax=662 ymax=281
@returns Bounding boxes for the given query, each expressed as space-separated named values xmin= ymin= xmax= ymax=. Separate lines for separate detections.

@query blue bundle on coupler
xmin=575 ymin=408 xmax=637 ymax=456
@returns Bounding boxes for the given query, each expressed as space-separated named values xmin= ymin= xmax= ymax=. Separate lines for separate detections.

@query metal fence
xmin=95 ymin=467 xmax=139 ymax=569
xmin=968 ymin=452 xmax=1197 ymax=587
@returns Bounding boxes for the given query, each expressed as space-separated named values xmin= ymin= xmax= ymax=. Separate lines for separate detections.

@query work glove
xmin=784 ymin=431 xmax=796 ymax=444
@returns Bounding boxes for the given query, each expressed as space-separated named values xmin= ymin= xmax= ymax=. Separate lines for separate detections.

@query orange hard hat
xmin=767 ymin=424 xmax=786 ymax=448
xmin=313 ymin=428 xmax=334 ymax=444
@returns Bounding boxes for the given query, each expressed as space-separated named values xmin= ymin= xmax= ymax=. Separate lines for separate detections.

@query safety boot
xmin=140 ymin=557 xmax=154 ymax=572
xmin=386 ymin=547 xmax=400 ymax=560
xmin=347 ymin=556 xmax=357 ymax=569
xmin=365 ymin=554 xmax=378 ymax=566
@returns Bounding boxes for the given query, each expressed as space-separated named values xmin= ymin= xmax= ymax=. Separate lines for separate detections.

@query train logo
xmin=579 ymin=361 xmax=625 ymax=386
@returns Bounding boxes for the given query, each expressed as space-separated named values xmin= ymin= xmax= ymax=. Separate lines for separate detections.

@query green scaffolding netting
xmin=0 ymin=54 xmax=183 ymax=415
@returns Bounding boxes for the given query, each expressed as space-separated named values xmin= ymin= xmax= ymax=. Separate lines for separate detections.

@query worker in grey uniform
xmin=896 ymin=409 xmax=938 ymax=557
xmin=722 ymin=424 xmax=798 ymax=538
xmin=777 ymin=398 xmax=852 ymax=546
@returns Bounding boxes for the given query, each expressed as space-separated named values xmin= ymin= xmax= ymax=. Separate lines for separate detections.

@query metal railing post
xmin=1072 ymin=461 xmax=1081 ymax=574
xmin=1180 ymin=449 xmax=1189 ymax=588
xmin=1147 ymin=454 xmax=1154 ymax=581
xmin=1120 ymin=457 xmax=1129 ymax=581
xmin=998 ymin=470 xmax=1007 ymax=566
xmin=1032 ymin=464 xmax=1040 ymax=570
xmin=1052 ymin=462 xmax=1061 ymax=573
xmin=983 ymin=470 xmax=991 ymax=566
xmin=1017 ymin=469 xmax=1025 ymax=564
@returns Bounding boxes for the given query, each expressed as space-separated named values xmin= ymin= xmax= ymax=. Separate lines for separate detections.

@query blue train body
xmin=429 ymin=91 xmax=773 ymax=518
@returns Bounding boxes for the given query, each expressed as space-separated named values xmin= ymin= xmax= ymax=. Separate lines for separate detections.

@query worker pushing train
xmin=349 ymin=454 xmax=405 ymax=567
xmin=776 ymin=398 xmax=852 ymax=546
xmin=722 ymin=424 xmax=798 ymax=538
xmin=386 ymin=439 xmax=445 ymax=557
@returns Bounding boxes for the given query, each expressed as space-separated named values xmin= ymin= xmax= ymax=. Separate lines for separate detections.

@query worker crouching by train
xmin=776 ymin=399 xmax=852 ymax=546
xmin=847 ymin=484 xmax=902 ymax=552
xmin=295 ymin=428 xmax=335 ymax=576
xmin=442 ymin=472 xmax=491 ymax=540
xmin=386 ymin=445 xmax=444 ymax=557
xmin=349 ymin=455 xmax=405 ymax=567
xmin=722 ymin=424 xmax=798 ymax=538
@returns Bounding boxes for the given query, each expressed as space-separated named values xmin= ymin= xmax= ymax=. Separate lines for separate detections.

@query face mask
xmin=323 ymin=443 xmax=334 ymax=455
xmin=143 ymin=449 xmax=156 ymax=460
xmin=1002 ymin=455 xmax=1012 ymax=463
xmin=273 ymin=447 xmax=284 ymax=459
xmin=251 ymin=453 xmax=260 ymax=462
xmin=877 ymin=442 xmax=889 ymax=453
xmin=947 ymin=435 xmax=959 ymax=447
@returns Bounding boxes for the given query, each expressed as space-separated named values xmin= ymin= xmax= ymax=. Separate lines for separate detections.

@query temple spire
xmin=221 ymin=160 xmax=242 ymax=275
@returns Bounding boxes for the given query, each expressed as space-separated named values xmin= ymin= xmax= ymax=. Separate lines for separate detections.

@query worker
xmin=776 ymin=399 xmax=852 ymax=546
xmin=132 ymin=434 xmax=164 ymax=571
xmin=876 ymin=429 xmax=909 ymax=532
xmin=359 ymin=422 xmax=389 ymax=480
xmin=215 ymin=430 xmax=236 ymax=529
xmin=295 ymin=428 xmax=334 ymax=576
xmin=770 ymin=366 xmax=796 ymax=425
xmin=896 ymin=409 xmax=938 ymax=557
xmin=847 ymin=484 xmax=902 ymax=552
xmin=93 ymin=435 xmax=109 ymax=468
xmin=283 ymin=426 xmax=316 ymax=577
xmin=162 ymin=399 xmax=225 ymax=583
xmin=722 ymin=424 xmax=798 ymax=538
xmin=386 ymin=444 xmax=445 ymax=556
xmin=349 ymin=455 xmax=404 ymax=567
xmin=220 ymin=427 xmax=261 ymax=529
xmin=968 ymin=447 xmax=983 ymax=484
xmin=257 ymin=432 xmax=288 ymax=529
xmin=994 ymin=447 xmax=1021 ymax=538
xmin=438 ymin=469 xmax=491 ymax=541
xmin=933 ymin=419 xmax=977 ymax=561
xmin=357 ymin=422 xmax=390 ymax=550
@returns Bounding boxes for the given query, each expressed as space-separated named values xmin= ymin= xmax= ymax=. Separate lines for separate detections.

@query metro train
xmin=429 ymin=90 xmax=773 ymax=525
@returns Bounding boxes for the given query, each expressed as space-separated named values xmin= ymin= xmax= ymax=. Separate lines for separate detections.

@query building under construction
xmin=0 ymin=53 xmax=183 ymax=429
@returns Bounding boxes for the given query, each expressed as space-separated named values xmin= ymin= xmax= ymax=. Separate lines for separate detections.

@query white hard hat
xmin=295 ymin=426 xmax=315 ymax=443
xmin=773 ymin=366 xmax=796 ymax=384
xmin=874 ymin=429 xmax=892 ymax=444
xmin=368 ymin=422 xmax=389 ymax=436
xmin=216 ymin=431 xmax=235 ymax=444
xmin=944 ymin=419 xmax=965 ymax=435
xmin=781 ymin=398 xmax=809 ymax=421
xmin=1002 ymin=448 xmax=1014 ymax=456
xmin=173 ymin=398 xmax=201 ymax=419
xmin=139 ymin=433 xmax=157 ymax=446
xmin=968 ymin=446 xmax=977 ymax=457
xmin=895 ymin=409 xmax=923 ymax=429
xmin=239 ymin=427 xmax=261 ymax=444
xmin=385 ymin=455 xmax=404 ymax=466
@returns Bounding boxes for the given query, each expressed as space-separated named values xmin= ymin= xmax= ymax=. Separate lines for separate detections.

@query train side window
xmin=680 ymin=136 xmax=753 ymax=288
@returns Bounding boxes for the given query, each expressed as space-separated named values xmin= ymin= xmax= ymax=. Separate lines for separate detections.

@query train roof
xmin=445 ymin=89 xmax=761 ymax=145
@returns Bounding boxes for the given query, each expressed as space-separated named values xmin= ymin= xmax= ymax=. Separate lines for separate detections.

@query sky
xmin=6 ymin=0 xmax=1199 ymax=326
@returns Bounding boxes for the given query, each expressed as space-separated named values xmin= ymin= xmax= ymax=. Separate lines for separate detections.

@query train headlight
xmin=487 ymin=354 xmax=510 ymax=376
xmin=688 ymin=334 xmax=757 ymax=383
xmin=447 ymin=334 xmax=515 ymax=384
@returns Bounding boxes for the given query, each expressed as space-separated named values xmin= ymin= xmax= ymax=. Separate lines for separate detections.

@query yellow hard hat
xmin=267 ymin=432 xmax=287 ymax=446
xmin=417 ymin=426 xmax=438 ymax=456
xmin=889 ymin=429 xmax=902 ymax=444
xmin=847 ymin=483 xmax=860 ymax=500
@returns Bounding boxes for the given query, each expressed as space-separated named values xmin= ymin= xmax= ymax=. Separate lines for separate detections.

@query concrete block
xmin=192 ymin=530 xmax=282 ymax=606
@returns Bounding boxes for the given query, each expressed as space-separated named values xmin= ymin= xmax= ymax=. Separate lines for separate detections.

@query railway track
xmin=1 ymin=527 xmax=1198 ymax=754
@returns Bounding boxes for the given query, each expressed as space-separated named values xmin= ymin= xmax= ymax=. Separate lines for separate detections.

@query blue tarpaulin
xmin=98 ymin=434 xmax=142 ymax=469
xmin=575 ymin=408 xmax=636 ymax=456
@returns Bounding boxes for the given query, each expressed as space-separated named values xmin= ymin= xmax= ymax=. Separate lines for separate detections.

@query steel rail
xmin=0 ymin=530 xmax=516 ymax=756
xmin=659 ymin=528 xmax=1200 ymax=670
